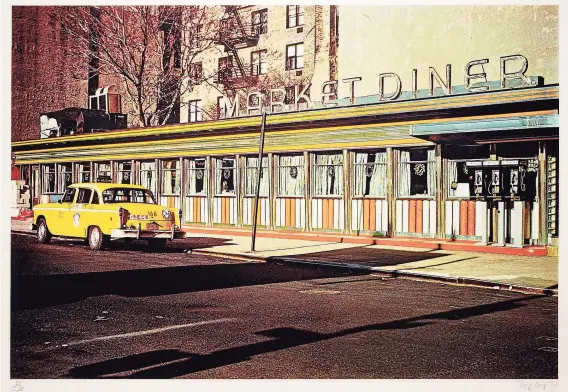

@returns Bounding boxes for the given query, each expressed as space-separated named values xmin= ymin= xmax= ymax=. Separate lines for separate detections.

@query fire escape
xmin=216 ymin=6 xmax=259 ymax=89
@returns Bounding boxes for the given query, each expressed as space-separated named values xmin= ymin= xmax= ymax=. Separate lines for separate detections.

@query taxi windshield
xmin=101 ymin=188 xmax=156 ymax=204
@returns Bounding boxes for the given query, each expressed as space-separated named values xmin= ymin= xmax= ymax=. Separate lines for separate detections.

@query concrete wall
xmin=337 ymin=5 xmax=559 ymax=98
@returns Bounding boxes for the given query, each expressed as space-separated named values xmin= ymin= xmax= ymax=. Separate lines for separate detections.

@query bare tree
xmin=59 ymin=5 xmax=222 ymax=127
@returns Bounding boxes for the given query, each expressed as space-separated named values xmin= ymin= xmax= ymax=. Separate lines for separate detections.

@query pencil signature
xmin=12 ymin=381 xmax=24 ymax=392
xmin=518 ymin=381 xmax=557 ymax=391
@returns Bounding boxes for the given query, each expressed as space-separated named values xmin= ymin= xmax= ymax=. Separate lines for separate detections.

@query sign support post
xmin=251 ymin=111 xmax=267 ymax=252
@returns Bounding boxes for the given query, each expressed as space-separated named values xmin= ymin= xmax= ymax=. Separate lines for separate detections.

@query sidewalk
xmin=11 ymin=219 xmax=558 ymax=295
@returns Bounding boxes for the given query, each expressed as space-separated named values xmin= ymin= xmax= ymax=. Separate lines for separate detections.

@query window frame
xmin=396 ymin=148 xmax=436 ymax=198
xmin=277 ymin=154 xmax=305 ymax=197
xmin=353 ymin=150 xmax=387 ymax=198
xmin=138 ymin=161 xmax=157 ymax=195
xmin=94 ymin=162 xmax=112 ymax=182
xmin=41 ymin=164 xmax=57 ymax=194
xmin=285 ymin=42 xmax=304 ymax=70
xmin=312 ymin=153 xmax=344 ymax=197
xmin=116 ymin=161 xmax=133 ymax=185
xmin=161 ymin=159 xmax=181 ymax=196
xmin=244 ymin=156 xmax=269 ymax=197
xmin=215 ymin=157 xmax=236 ymax=196
xmin=286 ymin=5 xmax=304 ymax=28
xmin=186 ymin=158 xmax=207 ymax=196
xmin=218 ymin=56 xmax=234 ymax=83
xmin=252 ymin=9 xmax=268 ymax=35
xmin=188 ymin=100 xmax=203 ymax=123
xmin=251 ymin=49 xmax=268 ymax=76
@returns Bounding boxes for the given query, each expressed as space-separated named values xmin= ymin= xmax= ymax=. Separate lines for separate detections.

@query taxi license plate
xmin=146 ymin=223 xmax=159 ymax=230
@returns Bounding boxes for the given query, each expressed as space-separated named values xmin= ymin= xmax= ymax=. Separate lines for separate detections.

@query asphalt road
xmin=10 ymin=233 xmax=558 ymax=379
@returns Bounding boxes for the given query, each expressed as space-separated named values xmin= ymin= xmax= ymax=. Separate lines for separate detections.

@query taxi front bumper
xmin=110 ymin=226 xmax=186 ymax=240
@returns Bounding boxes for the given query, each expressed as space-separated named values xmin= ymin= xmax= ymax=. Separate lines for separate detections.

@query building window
xmin=42 ymin=164 xmax=56 ymax=194
xmin=286 ymin=5 xmax=304 ymax=28
xmin=397 ymin=149 xmax=436 ymax=197
xmin=76 ymin=163 xmax=91 ymax=183
xmin=252 ymin=9 xmax=268 ymax=35
xmin=354 ymin=151 xmax=387 ymax=197
xmin=313 ymin=153 xmax=343 ymax=196
xmin=162 ymin=160 xmax=181 ymax=195
xmin=215 ymin=157 xmax=236 ymax=194
xmin=139 ymin=161 xmax=157 ymax=195
xmin=278 ymin=155 xmax=304 ymax=196
xmin=95 ymin=162 xmax=112 ymax=182
xmin=245 ymin=156 xmax=269 ymax=196
xmin=251 ymin=50 xmax=267 ymax=76
xmin=218 ymin=56 xmax=234 ymax=83
xmin=188 ymin=100 xmax=203 ymax=122
xmin=286 ymin=43 xmax=304 ymax=70
xmin=117 ymin=161 xmax=132 ymax=184
xmin=189 ymin=62 xmax=203 ymax=84
xmin=187 ymin=158 xmax=207 ymax=195
xmin=58 ymin=163 xmax=73 ymax=193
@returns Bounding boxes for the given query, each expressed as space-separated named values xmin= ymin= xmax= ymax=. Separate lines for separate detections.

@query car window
xmin=91 ymin=191 xmax=100 ymax=205
xmin=61 ymin=188 xmax=77 ymax=203
xmin=101 ymin=188 xmax=156 ymax=204
xmin=76 ymin=188 xmax=92 ymax=204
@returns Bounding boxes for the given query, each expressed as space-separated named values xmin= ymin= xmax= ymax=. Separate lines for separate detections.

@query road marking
xmin=299 ymin=289 xmax=341 ymax=295
xmin=64 ymin=318 xmax=236 ymax=347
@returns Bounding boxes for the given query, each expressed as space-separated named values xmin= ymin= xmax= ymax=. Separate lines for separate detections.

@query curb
xmin=191 ymin=248 xmax=558 ymax=297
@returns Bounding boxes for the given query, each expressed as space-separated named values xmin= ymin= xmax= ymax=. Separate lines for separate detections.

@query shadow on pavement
xmin=275 ymin=246 xmax=448 ymax=267
xmin=67 ymin=294 xmax=544 ymax=379
xmin=12 ymin=262 xmax=366 ymax=311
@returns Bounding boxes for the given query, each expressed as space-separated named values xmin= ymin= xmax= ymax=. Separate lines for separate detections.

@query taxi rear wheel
xmin=147 ymin=238 xmax=167 ymax=252
xmin=88 ymin=226 xmax=108 ymax=250
xmin=37 ymin=218 xmax=52 ymax=244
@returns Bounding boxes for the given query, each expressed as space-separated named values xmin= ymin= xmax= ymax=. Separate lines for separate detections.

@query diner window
xmin=245 ymin=156 xmax=269 ymax=197
xmin=189 ymin=62 xmax=203 ymax=84
xmin=278 ymin=155 xmax=304 ymax=196
xmin=313 ymin=153 xmax=343 ymax=196
xmin=286 ymin=43 xmax=304 ymax=70
xmin=162 ymin=160 xmax=181 ymax=195
xmin=187 ymin=158 xmax=207 ymax=195
xmin=58 ymin=163 xmax=73 ymax=192
xmin=251 ymin=50 xmax=267 ymax=76
xmin=446 ymin=146 xmax=490 ymax=198
xmin=61 ymin=187 xmax=76 ymax=203
xmin=140 ymin=161 xmax=157 ymax=195
xmin=286 ymin=5 xmax=304 ymax=28
xmin=252 ymin=9 xmax=268 ymax=35
xmin=354 ymin=151 xmax=387 ymax=197
xmin=117 ymin=161 xmax=132 ymax=184
xmin=76 ymin=188 xmax=93 ymax=204
xmin=95 ymin=163 xmax=112 ymax=182
xmin=42 ymin=164 xmax=56 ymax=193
xmin=215 ymin=157 xmax=235 ymax=194
xmin=397 ymin=149 xmax=436 ymax=197
xmin=76 ymin=163 xmax=91 ymax=183
xmin=188 ymin=100 xmax=203 ymax=122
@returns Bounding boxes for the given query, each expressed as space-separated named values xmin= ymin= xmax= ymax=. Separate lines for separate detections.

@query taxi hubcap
xmin=91 ymin=229 xmax=100 ymax=244
xmin=38 ymin=224 xmax=45 ymax=239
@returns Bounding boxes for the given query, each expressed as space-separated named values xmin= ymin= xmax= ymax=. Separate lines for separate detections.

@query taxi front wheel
xmin=88 ymin=226 xmax=109 ymax=250
xmin=37 ymin=218 xmax=52 ymax=244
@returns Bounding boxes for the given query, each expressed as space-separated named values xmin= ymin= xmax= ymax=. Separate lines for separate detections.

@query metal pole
xmin=251 ymin=111 xmax=267 ymax=252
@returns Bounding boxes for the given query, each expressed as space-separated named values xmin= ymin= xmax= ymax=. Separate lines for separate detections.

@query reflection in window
xmin=215 ymin=158 xmax=235 ymax=194
xmin=187 ymin=158 xmax=206 ymax=195
xmin=278 ymin=155 xmax=304 ymax=196
xmin=76 ymin=188 xmax=93 ymax=203
xmin=397 ymin=149 xmax=436 ymax=197
xmin=117 ymin=161 xmax=132 ymax=184
xmin=77 ymin=163 xmax=91 ymax=183
xmin=313 ymin=153 xmax=343 ymax=196
xmin=95 ymin=162 xmax=112 ymax=181
xmin=162 ymin=160 xmax=181 ymax=195
xmin=61 ymin=187 xmax=76 ymax=202
xmin=42 ymin=164 xmax=56 ymax=193
xmin=140 ymin=161 xmax=157 ymax=195
xmin=245 ymin=156 xmax=269 ymax=196
xmin=58 ymin=163 xmax=73 ymax=192
xmin=354 ymin=151 xmax=386 ymax=197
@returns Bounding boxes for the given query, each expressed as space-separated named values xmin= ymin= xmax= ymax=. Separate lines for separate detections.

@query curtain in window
xmin=216 ymin=158 xmax=235 ymax=194
xmin=279 ymin=155 xmax=304 ymax=196
xmin=448 ymin=159 xmax=457 ymax=197
xmin=354 ymin=153 xmax=368 ymax=196
xmin=163 ymin=161 xmax=173 ymax=194
xmin=427 ymin=149 xmax=436 ymax=196
xmin=314 ymin=154 xmax=343 ymax=196
xmin=42 ymin=164 xmax=56 ymax=193
xmin=370 ymin=152 xmax=387 ymax=196
xmin=140 ymin=162 xmax=156 ymax=193
xmin=245 ymin=157 xmax=269 ymax=196
xmin=398 ymin=151 xmax=411 ymax=196
xmin=188 ymin=159 xmax=206 ymax=195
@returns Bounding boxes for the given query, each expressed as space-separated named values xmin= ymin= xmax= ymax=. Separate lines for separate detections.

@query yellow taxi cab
xmin=33 ymin=182 xmax=186 ymax=251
